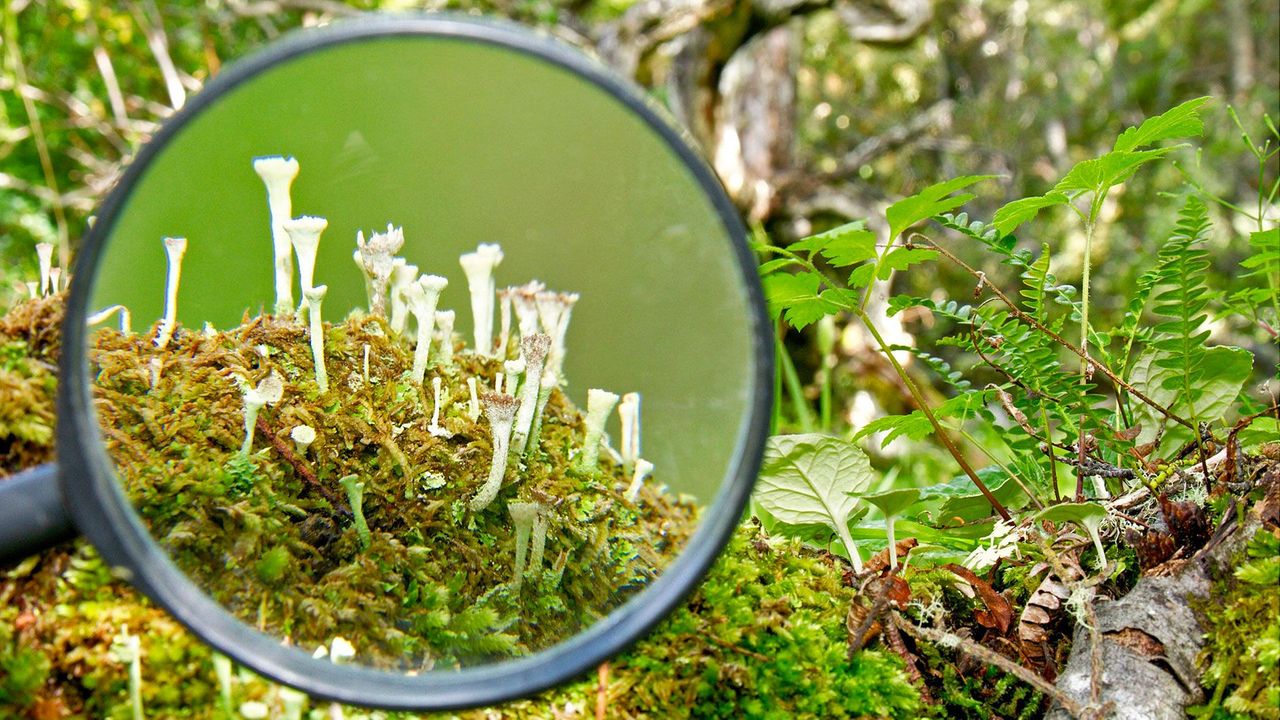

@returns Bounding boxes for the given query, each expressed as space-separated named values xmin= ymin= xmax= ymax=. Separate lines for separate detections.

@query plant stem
xmin=776 ymin=333 xmax=817 ymax=432
xmin=854 ymin=308 xmax=1010 ymax=520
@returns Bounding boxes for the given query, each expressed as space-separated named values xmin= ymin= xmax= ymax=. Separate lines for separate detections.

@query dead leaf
xmin=944 ymin=563 xmax=1013 ymax=634
xmin=864 ymin=538 xmax=919 ymax=575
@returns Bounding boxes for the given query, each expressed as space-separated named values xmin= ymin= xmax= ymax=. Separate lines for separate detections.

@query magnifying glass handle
xmin=0 ymin=464 xmax=75 ymax=565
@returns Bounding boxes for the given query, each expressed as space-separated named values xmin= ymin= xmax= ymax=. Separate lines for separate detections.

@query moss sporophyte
xmin=85 ymin=154 xmax=695 ymax=670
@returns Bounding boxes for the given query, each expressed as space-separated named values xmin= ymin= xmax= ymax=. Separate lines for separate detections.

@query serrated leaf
xmin=853 ymin=412 xmax=934 ymax=446
xmin=758 ymin=258 xmax=803 ymax=274
xmin=783 ymin=296 xmax=841 ymax=330
xmin=1054 ymin=148 xmax=1175 ymax=196
xmin=756 ymin=434 xmax=875 ymax=566
xmin=848 ymin=263 xmax=876 ymax=288
xmin=992 ymin=192 xmax=1069 ymax=236
xmin=887 ymin=175 xmax=993 ymax=241
xmin=1113 ymin=97 xmax=1210 ymax=152
xmin=876 ymin=247 xmax=939 ymax=280
xmin=761 ymin=271 xmax=821 ymax=319
xmin=792 ymin=221 xmax=879 ymax=267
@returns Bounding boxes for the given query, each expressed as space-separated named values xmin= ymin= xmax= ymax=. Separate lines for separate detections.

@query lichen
xmin=87 ymin=309 xmax=697 ymax=669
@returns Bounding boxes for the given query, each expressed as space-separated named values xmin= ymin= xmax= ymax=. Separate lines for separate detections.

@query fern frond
xmin=1148 ymin=196 xmax=1216 ymax=425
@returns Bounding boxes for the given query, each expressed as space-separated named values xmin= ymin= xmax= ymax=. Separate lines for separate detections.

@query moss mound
xmin=0 ymin=295 xmax=924 ymax=718
xmin=87 ymin=309 xmax=696 ymax=669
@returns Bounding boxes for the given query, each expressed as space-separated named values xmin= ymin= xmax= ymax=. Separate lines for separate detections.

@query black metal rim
xmin=57 ymin=12 xmax=773 ymax=711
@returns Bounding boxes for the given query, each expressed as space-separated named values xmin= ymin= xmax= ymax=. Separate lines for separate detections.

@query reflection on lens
xmin=89 ymin=154 xmax=699 ymax=671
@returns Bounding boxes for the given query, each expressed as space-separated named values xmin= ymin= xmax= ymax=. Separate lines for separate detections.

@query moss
xmin=85 ymin=309 xmax=697 ymax=669
xmin=0 ymin=295 xmax=925 ymax=717
xmin=1189 ymin=525 xmax=1280 ymax=719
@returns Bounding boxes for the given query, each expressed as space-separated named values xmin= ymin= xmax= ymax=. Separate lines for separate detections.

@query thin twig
xmin=893 ymin=614 xmax=1090 ymax=718
xmin=256 ymin=415 xmax=348 ymax=513
xmin=848 ymin=569 xmax=898 ymax=658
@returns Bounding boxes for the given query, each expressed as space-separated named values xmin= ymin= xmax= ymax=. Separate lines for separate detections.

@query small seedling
xmin=858 ymin=488 xmax=921 ymax=570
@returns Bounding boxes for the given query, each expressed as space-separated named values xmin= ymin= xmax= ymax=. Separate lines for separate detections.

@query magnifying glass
xmin=0 ymin=14 xmax=770 ymax=711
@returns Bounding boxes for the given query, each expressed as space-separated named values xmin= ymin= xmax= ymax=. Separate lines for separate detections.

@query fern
xmin=1147 ymin=197 xmax=1217 ymax=428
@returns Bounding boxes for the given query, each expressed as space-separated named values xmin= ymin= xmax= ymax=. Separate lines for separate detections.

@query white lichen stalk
xmin=355 ymin=224 xmax=405 ymax=317
xmin=511 ymin=281 xmax=544 ymax=339
xmin=525 ymin=369 xmax=558 ymax=459
xmin=283 ymin=215 xmax=328 ymax=321
xmin=291 ymin=425 xmax=316 ymax=456
xmin=536 ymin=291 xmax=577 ymax=382
xmin=578 ymin=389 xmax=620 ymax=470
xmin=88 ymin=304 xmax=132 ymax=334
xmin=304 ymin=285 xmax=329 ymax=392
xmin=511 ymin=334 xmax=551 ymax=456
xmin=35 ymin=242 xmax=53 ymax=296
xmin=48 ymin=267 xmax=62 ymax=295
xmin=109 ymin=625 xmax=144 ymax=720
xmin=239 ymin=371 xmax=284 ymax=457
xmin=528 ymin=508 xmax=549 ymax=578
xmin=467 ymin=377 xmax=481 ymax=421
xmin=428 ymin=376 xmax=451 ymax=438
xmin=154 ymin=236 xmax=187 ymax=349
xmin=495 ymin=287 xmax=514 ymax=358
xmin=435 ymin=309 xmax=456 ymax=366
xmin=617 ymin=392 xmax=641 ymax=472
xmin=388 ymin=260 xmax=419 ymax=335
xmin=459 ymin=244 xmax=504 ymax=356
xmin=471 ymin=392 xmax=520 ymax=511
xmin=402 ymin=275 xmax=448 ymax=384
xmin=625 ymin=459 xmax=654 ymax=502
xmin=251 ymin=156 xmax=300 ymax=315
xmin=508 ymin=501 xmax=539 ymax=590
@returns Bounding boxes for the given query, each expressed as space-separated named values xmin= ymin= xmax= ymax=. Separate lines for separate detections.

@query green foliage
xmin=1192 ymin=528 xmax=1280 ymax=719
xmin=0 ymin=626 xmax=50 ymax=707
xmin=755 ymin=434 xmax=874 ymax=566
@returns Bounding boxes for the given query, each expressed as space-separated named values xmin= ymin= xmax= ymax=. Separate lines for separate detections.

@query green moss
xmin=85 ymin=310 xmax=698 ymax=669
xmin=0 ymin=295 xmax=924 ymax=717
xmin=1190 ymin=526 xmax=1280 ymax=719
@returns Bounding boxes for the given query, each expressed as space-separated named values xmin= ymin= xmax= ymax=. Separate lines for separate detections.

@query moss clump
xmin=0 ymin=295 xmax=924 ymax=717
xmin=1190 ymin=524 xmax=1280 ymax=719
xmin=0 ymin=294 xmax=61 ymax=473
xmin=87 ymin=310 xmax=697 ymax=669
xmin=1 ymin=530 xmax=924 ymax=719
